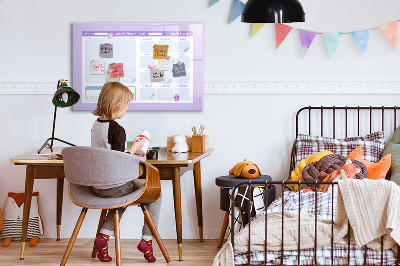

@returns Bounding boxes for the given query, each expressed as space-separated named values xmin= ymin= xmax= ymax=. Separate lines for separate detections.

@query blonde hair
xmin=93 ymin=82 xmax=132 ymax=120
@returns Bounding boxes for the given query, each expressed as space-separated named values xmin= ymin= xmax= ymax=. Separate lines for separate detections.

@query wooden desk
xmin=10 ymin=147 xmax=213 ymax=261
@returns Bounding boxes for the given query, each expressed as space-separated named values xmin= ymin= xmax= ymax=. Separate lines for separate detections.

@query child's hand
xmin=134 ymin=149 xmax=149 ymax=157
xmin=128 ymin=137 xmax=147 ymax=155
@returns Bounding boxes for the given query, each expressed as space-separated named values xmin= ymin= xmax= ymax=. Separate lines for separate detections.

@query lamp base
xmin=38 ymin=137 xmax=76 ymax=154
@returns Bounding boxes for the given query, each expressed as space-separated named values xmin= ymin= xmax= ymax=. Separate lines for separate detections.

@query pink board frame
xmin=72 ymin=23 xmax=203 ymax=111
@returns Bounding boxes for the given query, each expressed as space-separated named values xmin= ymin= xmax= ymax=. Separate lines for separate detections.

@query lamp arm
xmin=50 ymin=105 xmax=57 ymax=148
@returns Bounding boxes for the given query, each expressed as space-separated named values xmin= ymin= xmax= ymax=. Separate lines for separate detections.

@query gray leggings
xmin=92 ymin=180 xmax=162 ymax=240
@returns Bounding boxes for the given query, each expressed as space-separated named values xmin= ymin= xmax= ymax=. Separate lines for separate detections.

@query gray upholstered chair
xmin=60 ymin=146 xmax=171 ymax=265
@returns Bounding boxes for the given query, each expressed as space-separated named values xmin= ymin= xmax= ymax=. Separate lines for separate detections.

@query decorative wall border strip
xmin=0 ymin=81 xmax=400 ymax=95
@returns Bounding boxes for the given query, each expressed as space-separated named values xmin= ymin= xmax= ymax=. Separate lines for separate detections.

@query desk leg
xmin=193 ymin=161 xmax=203 ymax=242
xmin=56 ymin=178 xmax=64 ymax=241
xmin=172 ymin=167 xmax=183 ymax=261
xmin=20 ymin=165 xmax=35 ymax=259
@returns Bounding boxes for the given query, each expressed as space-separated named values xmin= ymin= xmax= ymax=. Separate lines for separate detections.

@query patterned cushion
xmin=295 ymin=131 xmax=385 ymax=166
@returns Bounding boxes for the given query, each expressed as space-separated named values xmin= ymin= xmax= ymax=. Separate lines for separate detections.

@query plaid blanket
xmin=234 ymin=191 xmax=397 ymax=265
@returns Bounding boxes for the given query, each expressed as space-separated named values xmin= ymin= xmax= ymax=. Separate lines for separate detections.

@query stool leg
xmin=217 ymin=211 xmax=230 ymax=248
xmin=92 ymin=209 xmax=107 ymax=258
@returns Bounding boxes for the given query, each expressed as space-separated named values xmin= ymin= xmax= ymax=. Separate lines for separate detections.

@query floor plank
xmin=0 ymin=239 xmax=221 ymax=265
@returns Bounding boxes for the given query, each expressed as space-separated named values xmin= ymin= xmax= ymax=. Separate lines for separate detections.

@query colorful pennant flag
xmin=323 ymin=33 xmax=341 ymax=58
xmin=229 ymin=0 xmax=245 ymax=24
xmin=298 ymin=29 xmax=317 ymax=58
xmin=351 ymin=29 xmax=370 ymax=55
xmin=378 ymin=21 xmax=398 ymax=50
xmin=251 ymin=23 xmax=266 ymax=38
xmin=275 ymin=24 xmax=293 ymax=49
xmin=209 ymin=0 xmax=220 ymax=7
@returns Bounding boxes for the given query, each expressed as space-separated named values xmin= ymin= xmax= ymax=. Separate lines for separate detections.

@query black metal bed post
xmin=333 ymin=106 xmax=336 ymax=138
xmin=247 ymin=180 xmax=252 ymax=264
xmin=230 ymin=185 xmax=235 ymax=254
xmin=281 ymin=181 xmax=285 ymax=266
xmin=298 ymin=180 xmax=301 ymax=266
xmin=331 ymin=182 xmax=334 ymax=265
xmin=264 ymin=180 xmax=268 ymax=266
xmin=314 ymin=180 xmax=318 ymax=266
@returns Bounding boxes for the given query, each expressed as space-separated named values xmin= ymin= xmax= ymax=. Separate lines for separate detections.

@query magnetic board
xmin=72 ymin=23 xmax=203 ymax=111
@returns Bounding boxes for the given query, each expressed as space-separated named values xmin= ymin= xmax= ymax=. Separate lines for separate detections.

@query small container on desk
xmin=167 ymin=136 xmax=192 ymax=151
xmin=191 ymin=135 xmax=209 ymax=153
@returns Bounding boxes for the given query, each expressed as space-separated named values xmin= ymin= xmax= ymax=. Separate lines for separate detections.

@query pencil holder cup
xmin=191 ymin=135 xmax=209 ymax=153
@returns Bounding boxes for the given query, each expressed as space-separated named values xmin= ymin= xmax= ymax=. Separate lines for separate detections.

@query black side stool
xmin=215 ymin=175 xmax=275 ymax=248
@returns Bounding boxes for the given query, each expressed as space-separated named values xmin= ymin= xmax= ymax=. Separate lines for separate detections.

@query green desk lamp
xmin=38 ymin=79 xmax=80 ymax=154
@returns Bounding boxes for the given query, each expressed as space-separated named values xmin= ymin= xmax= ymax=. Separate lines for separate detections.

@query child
xmin=91 ymin=82 xmax=162 ymax=263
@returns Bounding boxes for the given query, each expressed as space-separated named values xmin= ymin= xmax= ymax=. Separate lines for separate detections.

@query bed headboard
xmin=290 ymin=106 xmax=400 ymax=179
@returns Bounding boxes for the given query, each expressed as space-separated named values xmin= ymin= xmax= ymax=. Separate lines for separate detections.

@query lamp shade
xmin=52 ymin=85 xmax=80 ymax=108
xmin=241 ymin=0 xmax=305 ymax=23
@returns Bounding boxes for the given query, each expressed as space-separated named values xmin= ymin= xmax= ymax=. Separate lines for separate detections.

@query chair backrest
xmin=62 ymin=146 xmax=145 ymax=187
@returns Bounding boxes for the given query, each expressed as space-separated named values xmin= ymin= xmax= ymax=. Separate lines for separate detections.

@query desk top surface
xmin=10 ymin=147 xmax=214 ymax=166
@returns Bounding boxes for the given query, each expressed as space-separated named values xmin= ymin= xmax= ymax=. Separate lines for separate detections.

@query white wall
xmin=1 ymin=0 xmax=400 ymax=239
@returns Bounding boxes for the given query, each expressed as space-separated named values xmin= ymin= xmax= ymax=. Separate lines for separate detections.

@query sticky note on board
xmin=90 ymin=60 xmax=105 ymax=75
xmin=150 ymin=68 xmax=165 ymax=82
xmin=172 ymin=63 xmax=186 ymax=77
xmin=159 ymin=57 xmax=174 ymax=71
xmin=106 ymin=71 xmax=120 ymax=82
xmin=100 ymin=43 xmax=113 ymax=58
xmin=108 ymin=63 xmax=124 ymax=78
xmin=153 ymin=45 xmax=169 ymax=59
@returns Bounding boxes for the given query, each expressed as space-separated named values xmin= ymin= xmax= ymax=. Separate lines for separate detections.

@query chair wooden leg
xmin=60 ymin=208 xmax=88 ymax=266
xmin=91 ymin=209 xmax=108 ymax=258
xmin=141 ymin=205 xmax=171 ymax=263
xmin=217 ymin=211 xmax=230 ymax=248
xmin=114 ymin=210 xmax=121 ymax=266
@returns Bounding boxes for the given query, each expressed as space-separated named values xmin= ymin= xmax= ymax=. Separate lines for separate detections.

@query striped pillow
xmin=294 ymin=131 xmax=385 ymax=166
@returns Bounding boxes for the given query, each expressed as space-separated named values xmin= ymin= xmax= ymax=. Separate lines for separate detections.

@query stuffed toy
xmin=229 ymin=159 xmax=261 ymax=179
xmin=172 ymin=135 xmax=189 ymax=153
xmin=348 ymin=146 xmax=391 ymax=180
xmin=1 ymin=192 xmax=44 ymax=247
xmin=289 ymin=150 xmax=333 ymax=191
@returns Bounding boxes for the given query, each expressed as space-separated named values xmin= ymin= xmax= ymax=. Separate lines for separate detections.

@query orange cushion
xmin=347 ymin=146 xmax=391 ymax=180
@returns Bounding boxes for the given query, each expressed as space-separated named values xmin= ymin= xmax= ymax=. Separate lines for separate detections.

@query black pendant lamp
xmin=242 ymin=0 xmax=305 ymax=23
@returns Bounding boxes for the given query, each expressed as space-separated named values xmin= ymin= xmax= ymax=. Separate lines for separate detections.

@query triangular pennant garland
xmin=209 ymin=0 xmax=220 ymax=8
xmin=323 ymin=33 xmax=341 ymax=58
xmin=351 ymin=29 xmax=370 ymax=55
xmin=298 ymin=29 xmax=317 ymax=58
xmin=378 ymin=21 xmax=398 ymax=50
xmin=251 ymin=23 xmax=266 ymax=38
xmin=275 ymin=23 xmax=293 ymax=49
xmin=229 ymin=0 xmax=245 ymax=24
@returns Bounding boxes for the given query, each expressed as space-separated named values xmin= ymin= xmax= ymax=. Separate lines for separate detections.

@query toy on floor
xmin=229 ymin=159 xmax=261 ymax=179
xmin=172 ymin=135 xmax=189 ymax=153
xmin=1 ymin=192 xmax=44 ymax=247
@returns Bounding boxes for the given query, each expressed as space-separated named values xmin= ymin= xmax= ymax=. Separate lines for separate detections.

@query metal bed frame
xmin=230 ymin=106 xmax=400 ymax=266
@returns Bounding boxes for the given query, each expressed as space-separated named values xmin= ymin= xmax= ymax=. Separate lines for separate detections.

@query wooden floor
xmin=0 ymin=239 xmax=221 ymax=265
